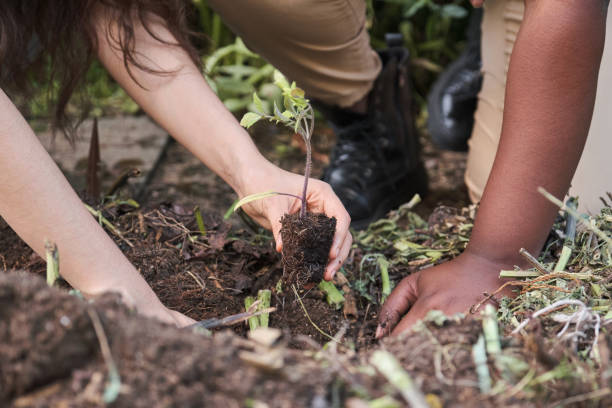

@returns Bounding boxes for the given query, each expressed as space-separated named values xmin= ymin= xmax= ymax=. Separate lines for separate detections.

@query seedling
xmin=230 ymin=70 xmax=314 ymax=218
xmin=228 ymin=71 xmax=336 ymax=285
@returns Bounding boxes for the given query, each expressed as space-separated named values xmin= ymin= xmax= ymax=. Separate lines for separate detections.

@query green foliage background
xmin=26 ymin=0 xmax=473 ymax=124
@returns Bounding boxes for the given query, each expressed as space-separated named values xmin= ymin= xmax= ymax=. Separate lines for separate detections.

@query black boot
xmin=426 ymin=9 xmax=483 ymax=152
xmin=317 ymin=34 xmax=428 ymax=230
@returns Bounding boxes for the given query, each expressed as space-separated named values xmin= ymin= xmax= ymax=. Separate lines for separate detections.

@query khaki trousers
xmin=466 ymin=0 xmax=611 ymax=213
xmin=210 ymin=0 xmax=610 ymax=213
xmin=207 ymin=0 xmax=381 ymax=108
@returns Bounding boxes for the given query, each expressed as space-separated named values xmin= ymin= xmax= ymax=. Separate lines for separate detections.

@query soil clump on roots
xmin=280 ymin=211 xmax=336 ymax=286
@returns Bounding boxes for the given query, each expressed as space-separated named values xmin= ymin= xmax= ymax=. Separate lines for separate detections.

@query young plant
xmin=230 ymin=71 xmax=336 ymax=286
xmin=229 ymin=70 xmax=314 ymax=218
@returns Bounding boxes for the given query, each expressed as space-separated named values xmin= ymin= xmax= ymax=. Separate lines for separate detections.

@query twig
xmin=519 ymin=248 xmax=549 ymax=275
xmin=186 ymin=271 xmax=205 ymax=290
xmin=85 ymin=204 xmax=133 ymax=248
xmin=291 ymin=284 xmax=338 ymax=343
xmin=538 ymin=187 xmax=612 ymax=255
xmin=87 ymin=307 xmax=121 ymax=403
xmin=188 ymin=307 xmax=276 ymax=330
xmin=554 ymin=198 xmax=577 ymax=272
xmin=106 ymin=168 xmax=141 ymax=197
xmin=551 ymin=387 xmax=611 ymax=407
xmin=370 ymin=350 xmax=429 ymax=408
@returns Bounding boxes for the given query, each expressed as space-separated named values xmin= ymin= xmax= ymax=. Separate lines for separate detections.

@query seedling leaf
xmin=224 ymin=191 xmax=279 ymax=219
xmin=252 ymin=92 xmax=264 ymax=113
xmin=240 ymin=112 xmax=262 ymax=129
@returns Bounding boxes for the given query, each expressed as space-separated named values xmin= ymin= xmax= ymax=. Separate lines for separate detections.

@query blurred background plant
xmin=23 ymin=0 xmax=472 ymax=129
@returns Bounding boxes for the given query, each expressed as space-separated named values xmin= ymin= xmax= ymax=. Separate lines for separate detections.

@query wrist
xmin=233 ymin=156 xmax=283 ymax=198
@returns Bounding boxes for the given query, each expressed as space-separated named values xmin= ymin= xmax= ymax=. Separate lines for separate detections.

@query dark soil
xmin=280 ymin=211 xmax=336 ymax=286
xmin=4 ymin=273 xmax=609 ymax=407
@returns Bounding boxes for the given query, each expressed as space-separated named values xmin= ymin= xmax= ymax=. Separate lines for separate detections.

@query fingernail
xmin=375 ymin=325 xmax=383 ymax=339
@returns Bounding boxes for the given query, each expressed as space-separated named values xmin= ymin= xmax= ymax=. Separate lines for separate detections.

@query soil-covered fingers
xmin=321 ymin=183 xmax=351 ymax=261
xmin=324 ymin=231 xmax=352 ymax=281
xmin=375 ymin=272 xmax=421 ymax=338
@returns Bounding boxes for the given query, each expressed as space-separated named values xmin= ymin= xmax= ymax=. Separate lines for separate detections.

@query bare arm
xmin=378 ymin=0 xmax=608 ymax=335
xmin=0 ymin=90 xmax=189 ymax=325
xmin=95 ymin=12 xmax=353 ymax=279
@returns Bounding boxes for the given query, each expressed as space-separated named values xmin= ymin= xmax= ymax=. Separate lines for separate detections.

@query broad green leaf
xmin=404 ymin=0 xmax=428 ymax=18
xmin=224 ymin=98 xmax=250 ymax=112
xmin=240 ymin=112 xmax=261 ymax=129
xmin=441 ymin=4 xmax=468 ymax=19
xmin=252 ymin=92 xmax=264 ymax=113
xmin=217 ymin=65 xmax=258 ymax=77
xmin=215 ymin=77 xmax=254 ymax=95
xmin=273 ymin=70 xmax=290 ymax=91
xmin=224 ymin=191 xmax=279 ymax=219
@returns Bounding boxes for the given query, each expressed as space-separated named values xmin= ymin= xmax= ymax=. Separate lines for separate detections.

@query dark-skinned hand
xmin=376 ymin=252 xmax=517 ymax=338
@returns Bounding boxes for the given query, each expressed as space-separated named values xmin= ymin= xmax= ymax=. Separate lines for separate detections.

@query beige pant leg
xmin=465 ymin=0 xmax=523 ymax=204
xmin=207 ymin=0 xmax=381 ymax=108
xmin=465 ymin=0 xmax=610 ymax=213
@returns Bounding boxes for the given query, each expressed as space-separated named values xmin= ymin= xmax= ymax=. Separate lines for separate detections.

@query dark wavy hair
xmin=0 ymin=0 xmax=201 ymax=138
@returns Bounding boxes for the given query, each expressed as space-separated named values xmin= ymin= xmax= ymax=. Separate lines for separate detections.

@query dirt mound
xmin=0 ymin=273 xmax=355 ymax=407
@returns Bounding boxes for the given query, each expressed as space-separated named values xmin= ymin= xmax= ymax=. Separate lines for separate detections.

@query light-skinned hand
xmin=240 ymin=167 xmax=352 ymax=281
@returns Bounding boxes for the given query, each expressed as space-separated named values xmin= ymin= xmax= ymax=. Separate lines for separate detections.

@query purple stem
xmin=300 ymin=139 xmax=311 ymax=218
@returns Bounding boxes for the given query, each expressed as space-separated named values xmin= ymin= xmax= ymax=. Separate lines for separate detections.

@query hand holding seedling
xmin=233 ymin=72 xmax=352 ymax=281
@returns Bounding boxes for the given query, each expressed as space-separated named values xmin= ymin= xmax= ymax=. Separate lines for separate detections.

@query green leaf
xmin=405 ymin=0 xmax=428 ymax=18
xmin=224 ymin=191 xmax=279 ymax=219
xmin=441 ymin=4 xmax=468 ymax=19
xmin=273 ymin=70 xmax=290 ymax=91
xmin=318 ymin=280 xmax=345 ymax=309
xmin=225 ymin=98 xmax=251 ymax=112
xmin=252 ymin=92 xmax=264 ymax=113
xmin=240 ymin=112 xmax=261 ymax=129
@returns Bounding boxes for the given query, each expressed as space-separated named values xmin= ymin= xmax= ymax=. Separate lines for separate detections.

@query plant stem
xmin=257 ymin=289 xmax=271 ymax=328
xmin=300 ymin=134 xmax=311 ymax=218
xmin=244 ymin=296 xmax=259 ymax=331
xmin=299 ymin=109 xmax=314 ymax=218
xmin=45 ymin=240 xmax=60 ymax=287
xmin=318 ymin=280 xmax=345 ymax=308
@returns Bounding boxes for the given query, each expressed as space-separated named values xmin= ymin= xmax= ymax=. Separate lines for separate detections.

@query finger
xmin=271 ymin=220 xmax=283 ymax=253
xmin=329 ymin=203 xmax=351 ymax=259
xmin=390 ymin=299 xmax=430 ymax=336
xmin=376 ymin=272 xmax=420 ymax=339
xmin=324 ymin=232 xmax=352 ymax=281
xmin=470 ymin=0 xmax=485 ymax=7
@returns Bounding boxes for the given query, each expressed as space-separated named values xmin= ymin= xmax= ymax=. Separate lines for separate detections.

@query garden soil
xmin=1 ymin=116 xmax=609 ymax=406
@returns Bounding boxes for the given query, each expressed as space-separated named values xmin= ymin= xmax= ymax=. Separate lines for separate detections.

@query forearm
xmin=96 ymin=13 xmax=275 ymax=196
xmin=0 ymin=91 xmax=161 ymax=310
xmin=467 ymin=0 xmax=607 ymax=265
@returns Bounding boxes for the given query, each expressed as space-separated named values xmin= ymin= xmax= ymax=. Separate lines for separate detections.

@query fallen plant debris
xmin=1 ymin=195 xmax=611 ymax=406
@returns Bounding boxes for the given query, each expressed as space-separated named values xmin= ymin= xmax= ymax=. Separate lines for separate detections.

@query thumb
xmin=271 ymin=220 xmax=283 ymax=253
xmin=376 ymin=271 xmax=420 ymax=338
